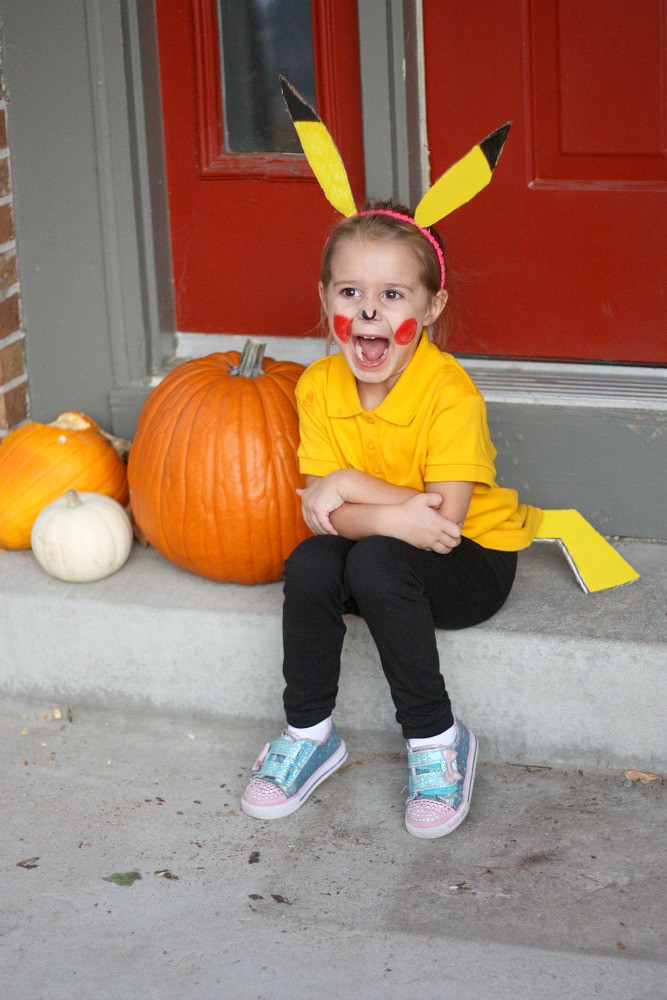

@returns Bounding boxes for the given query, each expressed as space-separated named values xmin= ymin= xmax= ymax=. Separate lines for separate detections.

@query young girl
xmin=241 ymin=202 xmax=541 ymax=838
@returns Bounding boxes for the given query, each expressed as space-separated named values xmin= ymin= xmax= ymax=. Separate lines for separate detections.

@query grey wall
xmin=490 ymin=404 xmax=665 ymax=540
xmin=2 ymin=0 xmax=116 ymax=425
xmin=0 ymin=0 xmax=172 ymax=429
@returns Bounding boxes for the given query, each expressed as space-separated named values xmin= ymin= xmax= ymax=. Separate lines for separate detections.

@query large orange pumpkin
xmin=0 ymin=411 xmax=129 ymax=549
xmin=127 ymin=341 xmax=310 ymax=584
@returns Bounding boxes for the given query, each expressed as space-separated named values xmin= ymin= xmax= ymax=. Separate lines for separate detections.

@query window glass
xmin=218 ymin=0 xmax=317 ymax=153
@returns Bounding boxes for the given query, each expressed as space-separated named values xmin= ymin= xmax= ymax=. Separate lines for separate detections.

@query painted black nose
xmin=361 ymin=309 xmax=377 ymax=321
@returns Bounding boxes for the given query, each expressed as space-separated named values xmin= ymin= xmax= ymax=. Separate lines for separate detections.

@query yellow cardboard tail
xmin=534 ymin=509 xmax=640 ymax=594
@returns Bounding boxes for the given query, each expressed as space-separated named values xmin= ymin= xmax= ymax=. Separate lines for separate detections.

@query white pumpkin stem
xmin=228 ymin=339 xmax=266 ymax=378
xmin=66 ymin=489 xmax=83 ymax=508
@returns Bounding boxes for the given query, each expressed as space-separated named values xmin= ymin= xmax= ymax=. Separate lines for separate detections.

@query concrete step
xmin=1 ymin=538 xmax=665 ymax=769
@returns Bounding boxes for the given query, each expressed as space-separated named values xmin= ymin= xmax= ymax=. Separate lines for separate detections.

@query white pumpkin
xmin=31 ymin=489 xmax=133 ymax=582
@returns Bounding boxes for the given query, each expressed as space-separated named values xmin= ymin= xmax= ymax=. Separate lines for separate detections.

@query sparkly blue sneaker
xmin=241 ymin=724 xmax=348 ymax=819
xmin=404 ymin=720 xmax=477 ymax=839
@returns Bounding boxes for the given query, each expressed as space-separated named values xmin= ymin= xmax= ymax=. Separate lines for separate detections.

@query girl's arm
xmin=298 ymin=468 xmax=418 ymax=534
xmin=298 ymin=471 xmax=473 ymax=554
xmin=424 ymin=480 xmax=474 ymax=528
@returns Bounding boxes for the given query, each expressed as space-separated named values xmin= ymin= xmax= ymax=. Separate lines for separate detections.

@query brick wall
xmin=0 ymin=68 xmax=28 ymax=435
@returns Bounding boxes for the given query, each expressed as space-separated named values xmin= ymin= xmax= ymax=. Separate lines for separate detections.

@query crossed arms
xmin=298 ymin=469 xmax=474 ymax=555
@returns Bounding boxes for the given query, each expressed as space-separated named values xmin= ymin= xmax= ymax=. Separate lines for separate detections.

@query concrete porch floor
xmin=0 ymin=702 xmax=664 ymax=999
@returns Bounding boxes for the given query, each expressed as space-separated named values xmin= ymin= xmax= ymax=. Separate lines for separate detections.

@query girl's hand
xmin=396 ymin=493 xmax=462 ymax=553
xmin=297 ymin=475 xmax=345 ymax=535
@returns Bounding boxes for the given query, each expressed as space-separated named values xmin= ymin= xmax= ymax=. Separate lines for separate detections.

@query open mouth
xmin=353 ymin=335 xmax=390 ymax=368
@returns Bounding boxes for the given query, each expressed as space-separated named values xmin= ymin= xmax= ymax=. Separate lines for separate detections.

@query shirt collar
xmin=326 ymin=331 xmax=441 ymax=425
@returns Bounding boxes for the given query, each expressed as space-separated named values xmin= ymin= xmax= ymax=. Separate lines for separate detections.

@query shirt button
xmin=367 ymin=441 xmax=375 ymax=451
xmin=365 ymin=415 xmax=374 ymax=424
xmin=373 ymin=467 xmax=381 ymax=475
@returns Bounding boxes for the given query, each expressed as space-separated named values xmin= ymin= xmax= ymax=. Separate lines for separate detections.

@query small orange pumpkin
xmin=127 ymin=341 xmax=310 ymax=584
xmin=0 ymin=411 xmax=129 ymax=549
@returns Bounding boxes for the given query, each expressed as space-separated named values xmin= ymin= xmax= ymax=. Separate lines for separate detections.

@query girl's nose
xmin=361 ymin=309 xmax=377 ymax=321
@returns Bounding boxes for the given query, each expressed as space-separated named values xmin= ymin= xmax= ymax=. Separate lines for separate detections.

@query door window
xmin=218 ymin=0 xmax=317 ymax=154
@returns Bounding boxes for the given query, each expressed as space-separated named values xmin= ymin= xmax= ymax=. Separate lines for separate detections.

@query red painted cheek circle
xmin=394 ymin=318 xmax=418 ymax=345
xmin=333 ymin=314 xmax=352 ymax=343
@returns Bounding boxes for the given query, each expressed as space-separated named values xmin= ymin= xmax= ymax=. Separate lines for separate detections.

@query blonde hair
xmin=319 ymin=200 xmax=448 ymax=348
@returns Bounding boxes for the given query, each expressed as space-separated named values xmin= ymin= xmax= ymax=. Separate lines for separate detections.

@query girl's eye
xmin=340 ymin=287 xmax=358 ymax=298
xmin=384 ymin=289 xmax=403 ymax=301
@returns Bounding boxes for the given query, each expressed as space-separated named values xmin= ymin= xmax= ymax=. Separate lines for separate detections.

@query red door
xmin=422 ymin=0 xmax=666 ymax=364
xmin=155 ymin=0 xmax=364 ymax=338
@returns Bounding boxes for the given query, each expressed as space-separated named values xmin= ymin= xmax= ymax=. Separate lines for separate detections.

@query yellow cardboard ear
xmin=414 ymin=122 xmax=511 ymax=227
xmin=280 ymin=77 xmax=357 ymax=218
xmin=534 ymin=509 xmax=640 ymax=594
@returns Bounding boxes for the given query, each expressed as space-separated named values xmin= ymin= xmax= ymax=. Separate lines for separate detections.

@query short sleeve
xmin=296 ymin=371 xmax=342 ymax=477
xmin=424 ymin=392 xmax=497 ymax=485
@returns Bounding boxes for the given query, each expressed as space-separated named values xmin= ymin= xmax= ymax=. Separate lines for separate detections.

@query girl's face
xmin=319 ymin=236 xmax=447 ymax=406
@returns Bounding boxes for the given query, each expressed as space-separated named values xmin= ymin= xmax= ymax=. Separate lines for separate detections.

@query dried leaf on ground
xmin=17 ymin=857 xmax=39 ymax=869
xmin=249 ymin=851 xmax=260 ymax=864
xmin=623 ymin=769 xmax=660 ymax=783
xmin=103 ymin=871 xmax=142 ymax=887
xmin=154 ymin=869 xmax=179 ymax=880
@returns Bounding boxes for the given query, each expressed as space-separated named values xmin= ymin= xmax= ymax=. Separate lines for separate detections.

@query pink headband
xmin=356 ymin=209 xmax=446 ymax=290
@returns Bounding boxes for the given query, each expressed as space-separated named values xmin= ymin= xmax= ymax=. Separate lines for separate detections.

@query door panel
xmin=155 ymin=0 xmax=364 ymax=337
xmin=422 ymin=0 xmax=666 ymax=363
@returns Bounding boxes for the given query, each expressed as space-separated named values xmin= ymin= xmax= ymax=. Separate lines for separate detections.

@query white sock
xmin=409 ymin=722 xmax=457 ymax=750
xmin=287 ymin=717 xmax=332 ymax=743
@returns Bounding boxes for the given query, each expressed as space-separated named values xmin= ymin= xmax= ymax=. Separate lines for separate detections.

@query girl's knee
xmin=343 ymin=535 xmax=404 ymax=597
xmin=284 ymin=534 xmax=353 ymax=588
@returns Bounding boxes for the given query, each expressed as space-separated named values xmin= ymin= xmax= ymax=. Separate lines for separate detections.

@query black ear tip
xmin=480 ymin=121 xmax=512 ymax=170
xmin=279 ymin=76 xmax=319 ymax=123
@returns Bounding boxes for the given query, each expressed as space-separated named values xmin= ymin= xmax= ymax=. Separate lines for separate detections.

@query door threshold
xmin=173 ymin=333 xmax=666 ymax=411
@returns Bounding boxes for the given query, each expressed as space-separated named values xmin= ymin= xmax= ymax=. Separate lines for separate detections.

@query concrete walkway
xmin=1 ymin=701 xmax=664 ymax=1000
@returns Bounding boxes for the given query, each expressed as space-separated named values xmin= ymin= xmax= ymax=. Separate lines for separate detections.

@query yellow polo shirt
xmin=296 ymin=331 xmax=542 ymax=551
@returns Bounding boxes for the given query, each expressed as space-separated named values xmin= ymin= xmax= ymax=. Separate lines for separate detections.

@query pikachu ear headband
xmin=280 ymin=76 xmax=511 ymax=290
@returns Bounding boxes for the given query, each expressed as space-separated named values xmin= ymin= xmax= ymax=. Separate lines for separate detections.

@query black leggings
xmin=282 ymin=534 xmax=517 ymax=740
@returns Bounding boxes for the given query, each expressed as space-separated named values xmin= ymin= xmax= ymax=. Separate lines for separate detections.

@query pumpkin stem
xmin=228 ymin=339 xmax=266 ymax=378
xmin=66 ymin=490 xmax=83 ymax=508
xmin=50 ymin=412 xmax=93 ymax=431
xmin=99 ymin=428 xmax=131 ymax=461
